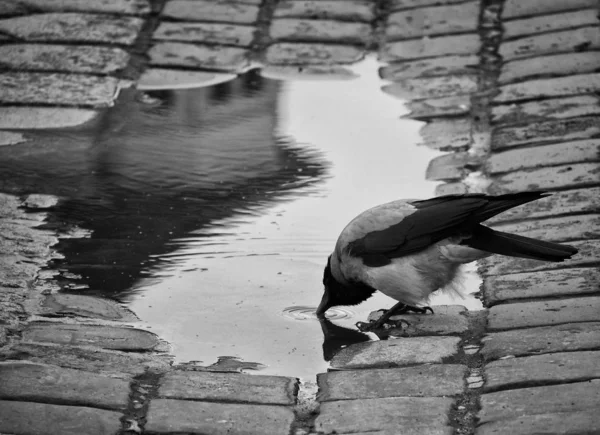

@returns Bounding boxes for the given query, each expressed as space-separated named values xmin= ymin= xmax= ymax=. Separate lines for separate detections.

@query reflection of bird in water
xmin=317 ymin=192 xmax=578 ymax=330
xmin=318 ymin=317 xmax=370 ymax=362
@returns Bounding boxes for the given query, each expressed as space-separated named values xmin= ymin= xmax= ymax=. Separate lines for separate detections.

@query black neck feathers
xmin=323 ymin=256 xmax=377 ymax=308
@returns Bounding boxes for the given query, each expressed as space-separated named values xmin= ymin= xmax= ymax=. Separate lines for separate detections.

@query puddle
xmin=0 ymin=56 xmax=482 ymax=380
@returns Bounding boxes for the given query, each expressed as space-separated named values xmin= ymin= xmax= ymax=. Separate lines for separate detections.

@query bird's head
xmin=316 ymin=255 xmax=337 ymax=318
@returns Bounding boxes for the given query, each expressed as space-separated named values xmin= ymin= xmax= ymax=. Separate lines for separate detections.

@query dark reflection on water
xmin=0 ymin=71 xmax=328 ymax=299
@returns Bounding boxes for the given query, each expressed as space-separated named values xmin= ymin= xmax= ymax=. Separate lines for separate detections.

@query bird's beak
xmin=316 ymin=287 xmax=332 ymax=318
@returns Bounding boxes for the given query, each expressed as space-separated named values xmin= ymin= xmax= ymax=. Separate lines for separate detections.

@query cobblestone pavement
xmin=0 ymin=0 xmax=599 ymax=434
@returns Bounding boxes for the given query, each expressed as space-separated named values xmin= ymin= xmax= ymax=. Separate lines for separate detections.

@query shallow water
xmin=0 ymin=57 xmax=481 ymax=380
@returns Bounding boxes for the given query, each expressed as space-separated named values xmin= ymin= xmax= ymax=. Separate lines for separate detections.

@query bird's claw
xmin=356 ymin=318 xmax=411 ymax=332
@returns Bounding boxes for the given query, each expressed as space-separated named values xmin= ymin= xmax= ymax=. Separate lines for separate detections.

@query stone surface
xmin=38 ymin=293 xmax=138 ymax=321
xmin=502 ymin=0 xmax=598 ymax=18
xmin=330 ymin=336 xmax=460 ymax=369
xmin=503 ymin=9 xmax=600 ymax=40
xmin=479 ymin=239 xmax=598 ymax=275
xmin=145 ymin=399 xmax=295 ymax=435
xmin=0 ymin=131 xmax=25 ymax=146
xmin=477 ymin=410 xmax=600 ymax=435
xmin=317 ymin=364 xmax=466 ymax=401
xmin=0 ymin=44 xmax=130 ymax=74
xmin=435 ymin=181 xmax=469 ymax=196
xmin=426 ymin=151 xmax=476 ymax=181
xmin=491 ymin=214 xmax=600 ymax=242
xmin=494 ymin=73 xmax=600 ymax=103
xmin=493 ymin=118 xmax=600 ymax=149
xmin=379 ymin=55 xmax=479 ymax=80
xmin=370 ymin=305 xmax=469 ymax=336
xmin=0 ymin=107 xmax=98 ymax=129
xmin=484 ymin=351 xmax=600 ymax=392
xmin=270 ymin=19 xmax=372 ymax=44
xmin=390 ymin=0 xmax=467 ymax=10
xmin=316 ymin=396 xmax=454 ymax=434
xmin=23 ymin=322 xmax=163 ymax=351
xmin=479 ymin=380 xmax=600 ymax=423
xmin=382 ymin=34 xmax=480 ymax=61
xmin=23 ymin=194 xmax=59 ymax=209
xmin=274 ymin=0 xmax=375 ymax=22
xmin=0 ymin=400 xmax=122 ymax=435
xmin=0 ymin=13 xmax=143 ymax=44
xmin=138 ymin=68 xmax=236 ymax=90
xmin=382 ymin=74 xmax=477 ymax=100
xmin=158 ymin=371 xmax=297 ymax=405
xmin=500 ymin=26 xmax=600 ymax=61
xmin=406 ymin=95 xmax=470 ymax=119
xmin=149 ymin=42 xmax=249 ymax=72
xmin=162 ymin=0 xmax=260 ymax=24
xmin=1 ymin=0 xmax=151 ymax=15
xmin=260 ymin=65 xmax=358 ymax=81
xmin=488 ymin=163 xmax=600 ymax=194
xmin=265 ymin=42 xmax=365 ymax=65
xmin=482 ymin=322 xmax=600 ymax=360
xmin=0 ymin=342 xmax=171 ymax=378
xmin=487 ymin=187 xmax=600 ymax=222
xmin=153 ymin=22 xmax=255 ymax=46
xmin=387 ymin=2 xmax=479 ymax=39
xmin=0 ymin=72 xmax=122 ymax=107
xmin=420 ymin=119 xmax=471 ymax=150
xmin=488 ymin=296 xmax=600 ymax=330
xmin=492 ymin=96 xmax=600 ymax=125
xmin=499 ymin=52 xmax=600 ymax=84
xmin=0 ymin=361 xmax=130 ymax=410
xmin=484 ymin=268 xmax=600 ymax=304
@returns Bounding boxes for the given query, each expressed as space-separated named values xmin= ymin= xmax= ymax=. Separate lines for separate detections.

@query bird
xmin=316 ymin=192 xmax=578 ymax=329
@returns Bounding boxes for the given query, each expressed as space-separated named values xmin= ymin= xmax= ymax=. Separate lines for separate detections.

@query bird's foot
xmin=356 ymin=317 xmax=410 ymax=332
xmin=355 ymin=305 xmax=434 ymax=332
xmin=403 ymin=305 xmax=434 ymax=315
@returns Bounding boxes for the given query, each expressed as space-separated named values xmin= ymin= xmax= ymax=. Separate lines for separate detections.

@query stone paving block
xmin=38 ymin=293 xmax=137 ymax=321
xmin=493 ymin=117 xmax=600 ymax=150
xmin=499 ymin=52 xmax=600 ymax=84
xmin=0 ymin=13 xmax=143 ymax=44
xmin=484 ymin=351 xmax=600 ymax=392
xmin=390 ymin=0 xmax=467 ymax=10
xmin=138 ymin=68 xmax=236 ymax=90
xmin=488 ymin=296 xmax=600 ymax=330
xmin=426 ymin=151 xmax=475 ymax=181
xmin=0 ymin=72 xmax=122 ymax=107
xmin=0 ymin=131 xmax=25 ymax=146
xmin=158 ymin=371 xmax=297 ymax=405
xmin=479 ymin=380 xmax=600 ymax=423
xmin=270 ymin=18 xmax=372 ymax=44
xmin=162 ymin=0 xmax=260 ymax=24
xmin=500 ymin=26 xmax=600 ymax=61
xmin=387 ymin=2 xmax=479 ymax=39
xmin=316 ymin=396 xmax=454 ymax=434
xmin=382 ymin=74 xmax=477 ymax=100
xmin=0 ymin=44 xmax=130 ymax=74
xmin=494 ymin=73 xmax=600 ymax=103
xmin=503 ymin=9 xmax=600 ymax=40
xmin=265 ymin=42 xmax=365 ymax=65
xmin=1 ymin=342 xmax=171 ymax=377
xmin=420 ymin=119 xmax=471 ymax=150
xmin=489 ymin=163 xmax=600 ymax=194
xmin=483 ymin=267 xmax=600 ymax=304
xmin=370 ymin=305 xmax=469 ymax=336
xmin=492 ymin=95 xmax=600 ymax=125
xmin=330 ymin=336 xmax=460 ymax=370
xmin=23 ymin=322 xmax=163 ymax=351
xmin=260 ymin=65 xmax=358 ymax=81
xmin=406 ymin=95 xmax=471 ymax=119
xmin=0 ymin=107 xmax=98 ymax=129
xmin=379 ymin=55 xmax=479 ymax=80
xmin=435 ymin=181 xmax=469 ymax=196
xmin=477 ymin=410 xmax=600 ymax=435
xmin=0 ymin=361 xmax=130 ymax=410
xmin=1 ymin=0 xmax=151 ymax=15
xmin=145 ymin=398 xmax=294 ymax=435
xmin=149 ymin=42 xmax=249 ymax=72
xmin=503 ymin=0 xmax=598 ymax=19
xmin=491 ymin=214 xmax=600 ymax=242
xmin=153 ymin=22 xmax=255 ymax=46
xmin=317 ymin=364 xmax=466 ymax=401
xmin=274 ymin=0 xmax=375 ymax=22
xmin=479 ymin=239 xmax=598 ymax=276
xmin=482 ymin=322 xmax=600 ymax=360
xmin=0 ymin=400 xmax=122 ymax=435
xmin=382 ymin=34 xmax=480 ymax=61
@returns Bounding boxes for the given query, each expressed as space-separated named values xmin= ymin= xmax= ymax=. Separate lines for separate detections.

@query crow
xmin=316 ymin=192 xmax=578 ymax=329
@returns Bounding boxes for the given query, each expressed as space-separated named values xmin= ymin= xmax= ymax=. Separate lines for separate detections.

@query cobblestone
xmin=149 ymin=42 xmax=250 ymax=72
xmin=477 ymin=410 xmax=600 ymax=435
xmin=0 ymin=0 xmax=151 ymax=15
xmin=260 ymin=65 xmax=357 ymax=80
xmin=502 ymin=0 xmax=598 ymax=19
xmin=317 ymin=364 xmax=466 ymax=401
xmin=406 ymin=95 xmax=471 ymax=119
xmin=265 ymin=42 xmax=365 ymax=65
xmin=483 ymin=267 xmax=600 ymax=304
xmin=273 ymin=0 xmax=376 ymax=22
xmin=494 ymin=73 xmax=600 ymax=103
xmin=426 ymin=151 xmax=474 ymax=181
xmin=270 ymin=19 xmax=372 ymax=44
xmin=493 ymin=118 xmax=600 ymax=149
xmin=382 ymin=34 xmax=480 ymax=61
xmin=153 ymin=22 xmax=255 ymax=46
xmin=503 ymin=9 xmax=600 ymax=40
xmin=162 ymin=0 xmax=260 ymax=24
xmin=382 ymin=74 xmax=477 ymax=100
xmin=390 ymin=0 xmax=467 ymax=10
xmin=420 ymin=119 xmax=471 ymax=150
xmin=0 ymin=107 xmax=98 ymax=129
xmin=481 ymin=322 xmax=600 ymax=360
xmin=499 ymin=52 xmax=600 ymax=84
xmin=138 ymin=68 xmax=236 ymax=90
xmin=490 ymin=214 xmax=600 ymax=242
xmin=492 ymin=95 xmax=600 ymax=124
xmin=37 ymin=293 xmax=138 ymax=321
xmin=379 ymin=55 xmax=479 ymax=80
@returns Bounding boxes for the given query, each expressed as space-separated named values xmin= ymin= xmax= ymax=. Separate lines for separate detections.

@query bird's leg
xmin=357 ymin=302 xmax=434 ymax=331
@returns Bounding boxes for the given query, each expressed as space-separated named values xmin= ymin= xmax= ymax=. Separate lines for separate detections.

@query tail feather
xmin=464 ymin=225 xmax=578 ymax=262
